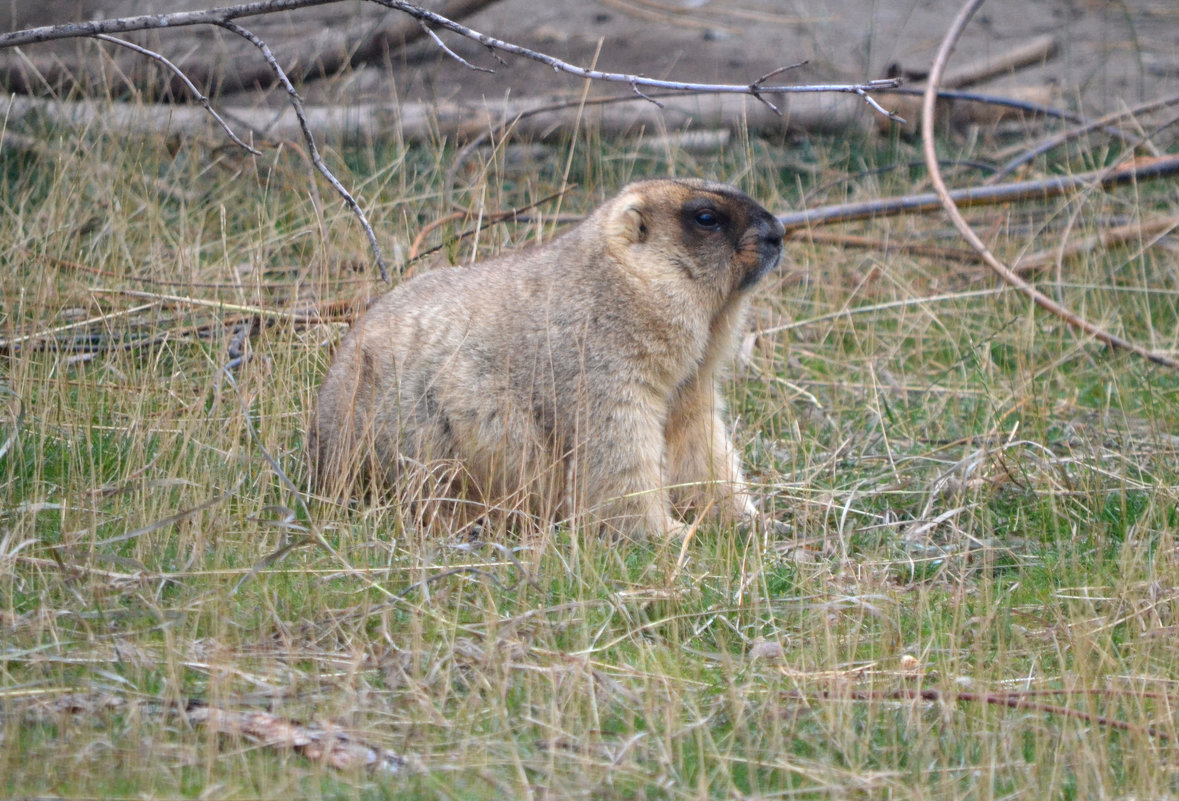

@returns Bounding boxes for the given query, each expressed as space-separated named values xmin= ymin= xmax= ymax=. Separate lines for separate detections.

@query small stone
xmin=749 ymin=638 xmax=787 ymax=661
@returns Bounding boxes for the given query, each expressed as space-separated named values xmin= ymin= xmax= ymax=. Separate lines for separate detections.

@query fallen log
xmin=0 ymin=88 xmax=870 ymax=145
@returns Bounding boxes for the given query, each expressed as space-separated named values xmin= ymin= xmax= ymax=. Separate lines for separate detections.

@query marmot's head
xmin=603 ymin=178 xmax=784 ymax=297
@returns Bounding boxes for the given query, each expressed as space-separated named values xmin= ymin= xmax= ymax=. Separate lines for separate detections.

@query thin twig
xmin=94 ymin=476 xmax=245 ymax=547
xmin=93 ymin=34 xmax=261 ymax=155
xmin=804 ymin=687 xmax=1171 ymax=741
xmin=751 ymin=62 xmax=808 ymax=88
xmin=213 ymin=19 xmax=390 ymax=283
xmin=630 ymin=81 xmax=665 ymax=108
xmin=417 ymin=20 xmax=494 ymax=73
xmin=857 ymin=86 xmax=906 ymax=124
xmin=744 ymin=63 xmax=811 ymax=116
xmin=921 ymin=0 xmax=1179 ymax=369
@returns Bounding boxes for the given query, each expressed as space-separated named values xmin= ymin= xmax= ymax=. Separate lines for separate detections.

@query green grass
xmin=2 ymin=96 xmax=1179 ymax=800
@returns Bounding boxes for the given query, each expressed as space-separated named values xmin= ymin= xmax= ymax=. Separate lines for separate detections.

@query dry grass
xmin=2 ymin=96 xmax=1179 ymax=800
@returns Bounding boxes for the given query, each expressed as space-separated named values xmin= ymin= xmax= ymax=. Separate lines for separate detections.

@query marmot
xmin=309 ymin=178 xmax=784 ymax=540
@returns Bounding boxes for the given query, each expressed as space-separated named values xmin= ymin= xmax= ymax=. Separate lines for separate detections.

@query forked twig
xmin=416 ymin=20 xmax=494 ymax=74
xmin=921 ymin=0 xmax=1179 ymax=369
xmin=213 ymin=19 xmax=390 ymax=282
xmin=856 ymin=85 xmax=906 ymax=124
xmin=92 ymin=34 xmax=261 ymax=155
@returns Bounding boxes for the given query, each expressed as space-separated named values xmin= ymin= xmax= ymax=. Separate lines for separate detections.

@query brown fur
xmin=308 ymin=178 xmax=784 ymax=540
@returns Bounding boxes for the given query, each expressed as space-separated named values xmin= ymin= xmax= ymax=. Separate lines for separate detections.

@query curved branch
xmin=920 ymin=0 xmax=1179 ymax=369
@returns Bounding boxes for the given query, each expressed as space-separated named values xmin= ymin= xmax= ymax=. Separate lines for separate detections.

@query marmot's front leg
xmin=570 ymin=408 xmax=682 ymax=541
xmin=664 ymin=381 xmax=757 ymax=524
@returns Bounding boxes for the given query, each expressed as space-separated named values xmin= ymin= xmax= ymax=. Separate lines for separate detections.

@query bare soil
xmin=378 ymin=0 xmax=1179 ymax=116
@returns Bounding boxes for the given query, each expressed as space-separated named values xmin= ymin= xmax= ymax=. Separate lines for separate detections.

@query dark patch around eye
xmin=681 ymin=199 xmax=731 ymax=234
xmin=694 ymin=209 xmax=720 ymax=227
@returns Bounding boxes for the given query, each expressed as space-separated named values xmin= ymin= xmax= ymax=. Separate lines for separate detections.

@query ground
xmin=4 ymin=2 xmax=1179 ymax=800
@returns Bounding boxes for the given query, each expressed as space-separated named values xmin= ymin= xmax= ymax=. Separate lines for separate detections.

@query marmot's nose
xmin=760 ymin=214 xmax=785 ymax=250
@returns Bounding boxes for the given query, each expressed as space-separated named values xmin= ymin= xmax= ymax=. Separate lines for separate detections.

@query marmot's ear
xmin=607 ymin=193 xmax=648 ymax=245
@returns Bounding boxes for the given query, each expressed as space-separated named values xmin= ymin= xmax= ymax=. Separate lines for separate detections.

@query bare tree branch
xmin=370 ymin=0 xmax=900 ymax=113
xmin=1 ymin=0 xmax=503 ymax=98
xmin=0 ymin=1 xmax=332 ymax=47
xmin=0 ymin=0 xmax=901 ymax=115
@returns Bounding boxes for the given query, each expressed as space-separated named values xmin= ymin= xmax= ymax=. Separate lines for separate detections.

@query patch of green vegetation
xmin=1 ymin=88 xmax=1178 ymax=801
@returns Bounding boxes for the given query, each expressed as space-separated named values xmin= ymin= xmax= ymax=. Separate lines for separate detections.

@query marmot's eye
xmin=693 ymin=208 xmax=721 ymax=229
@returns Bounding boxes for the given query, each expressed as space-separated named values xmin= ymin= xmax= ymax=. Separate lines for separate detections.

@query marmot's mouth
xmin=737 ymin=243 xmax=783 ymax=291
xmin=735 ymin=228 xmax=782 ymax=291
